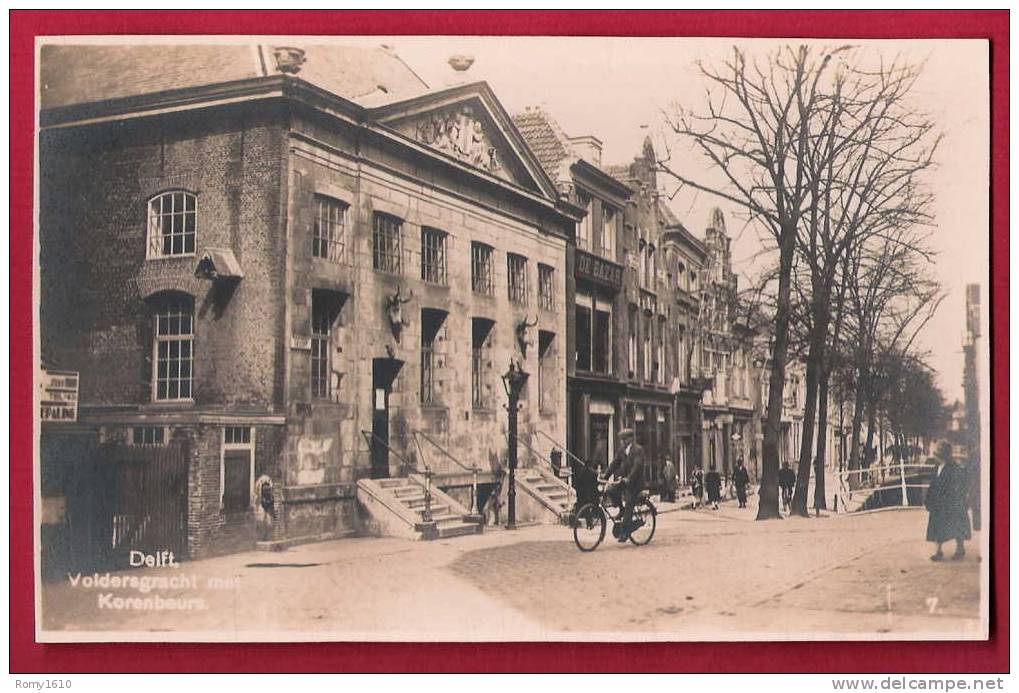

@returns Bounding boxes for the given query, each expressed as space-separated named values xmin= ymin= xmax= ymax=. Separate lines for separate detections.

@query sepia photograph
xmin=32 ymin=31 xmax=992 ymax=645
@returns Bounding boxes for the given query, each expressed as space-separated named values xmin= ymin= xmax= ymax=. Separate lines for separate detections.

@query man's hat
xmin=618 ymin=427 xmax=634 ymax=438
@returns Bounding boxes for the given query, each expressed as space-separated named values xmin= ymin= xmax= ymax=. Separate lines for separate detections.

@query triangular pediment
xmin=371 ymin=84 xmax=558 ymax=199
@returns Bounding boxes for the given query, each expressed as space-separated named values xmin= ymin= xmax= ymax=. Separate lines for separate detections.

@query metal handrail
xmin=533 ymin=429 xmax=593 ymax=471
xmin=412 ymin=428 xmax=480 ymax=516
xmin=360 ymin=429 xmax=433 ymax=523
xmin=516 ymin=433 xmax=576 ymax=506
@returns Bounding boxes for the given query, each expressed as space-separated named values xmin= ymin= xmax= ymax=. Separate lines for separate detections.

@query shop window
xmin=420 ymin=308 xmax=447 ymax=405
xmin=420 ymin=227 xmax=448 ymax=285
xmin=312 ymin=195 xmax=347 ymax=262
xmin=372 ymin=212 xmax=402 ymax=274
xmin=147 ymin=191 xmax=196 ymax=258
xmin=538 ymin=263 xmax=556 ymax=311
xmin=507 ymin=253 xmax=528 ymax=305
xmin=151 ymin=294 xmax=194 ymax=402
xmin=221 ymin=426 xmax=254 ymax=512
xmin=471 ymin=318 xmax=495 ymax=409
xmin=471 ymin=242 xmax=494 ymax=295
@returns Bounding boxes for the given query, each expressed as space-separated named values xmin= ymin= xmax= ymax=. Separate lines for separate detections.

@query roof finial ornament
xmin=272 ymin=46 xmax=306 ymax=74
xmin=448 ymin=54 xmax=475 ymax=72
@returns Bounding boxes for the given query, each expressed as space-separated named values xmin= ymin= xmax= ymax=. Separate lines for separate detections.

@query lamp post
xmin=501 ymin=360 xmax=530 ymax=530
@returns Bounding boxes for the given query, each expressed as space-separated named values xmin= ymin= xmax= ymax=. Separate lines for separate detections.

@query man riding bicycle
xmin=603 ymin=428 xmax=647 ymax=542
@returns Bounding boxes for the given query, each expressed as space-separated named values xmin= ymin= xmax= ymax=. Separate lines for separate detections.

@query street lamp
xmin=501 ymin=360 xmax=530 ymax=530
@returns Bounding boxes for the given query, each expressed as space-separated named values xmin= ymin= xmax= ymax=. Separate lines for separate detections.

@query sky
xmin=341 ymin=36 xmax=989 ymax=402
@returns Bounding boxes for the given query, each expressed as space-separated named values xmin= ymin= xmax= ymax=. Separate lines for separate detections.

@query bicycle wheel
xmin=573 ymin=503 xmax=607 ymax=552
xmin=628 ymin=498 xmax=657 ymax=546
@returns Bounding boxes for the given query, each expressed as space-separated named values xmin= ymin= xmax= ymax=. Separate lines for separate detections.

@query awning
xmin=194 ymin=247 xmax=244 ymax=280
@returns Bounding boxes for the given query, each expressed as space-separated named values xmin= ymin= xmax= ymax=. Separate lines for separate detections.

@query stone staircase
xmin=357 ymin=476 xmax=483 ymax=541
xmin=517 ymin=466 xmax=574 ymax=524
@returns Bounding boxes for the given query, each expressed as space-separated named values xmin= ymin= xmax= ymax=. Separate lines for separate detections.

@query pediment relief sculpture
xmin=415 ymin=105 xmax=502 ymax=174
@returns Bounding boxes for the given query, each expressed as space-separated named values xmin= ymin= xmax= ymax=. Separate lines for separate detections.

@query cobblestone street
xmin=40 ymin=501 xmax=983 ymax=641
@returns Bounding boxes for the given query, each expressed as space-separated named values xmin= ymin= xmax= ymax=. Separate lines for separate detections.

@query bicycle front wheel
xmin=628 ymin=498 xmax=657 ymax=546
xmin=573 ymin=503 xmax=607 ymax=552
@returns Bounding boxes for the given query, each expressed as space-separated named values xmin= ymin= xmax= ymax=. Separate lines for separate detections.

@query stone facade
xmin=38 ymin=46 xmax=574 ymax=565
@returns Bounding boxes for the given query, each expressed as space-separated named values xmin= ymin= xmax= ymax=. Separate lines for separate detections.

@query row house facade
xmin=38 ymin=43 xmax=578 ymax=571
xmin=513 ymin=107 xmax=712 ymax=481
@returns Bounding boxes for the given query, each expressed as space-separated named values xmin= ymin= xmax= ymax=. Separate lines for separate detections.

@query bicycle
xmin=572 ymin=478 xmax=657 ymax=551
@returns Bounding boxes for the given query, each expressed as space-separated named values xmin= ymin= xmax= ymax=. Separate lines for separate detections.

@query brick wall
xmin=39 ymin=104 xmax=287 ymax=412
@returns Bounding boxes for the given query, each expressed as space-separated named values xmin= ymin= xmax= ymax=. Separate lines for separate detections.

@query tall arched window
xmin=148 ymin=191 xmax=197 ymax=258
xmin=151 ymin=293 xmax=195 ymax=401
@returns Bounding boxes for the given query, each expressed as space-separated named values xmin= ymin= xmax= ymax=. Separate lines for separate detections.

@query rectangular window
xmin=538 ymin=263 xmax=555 ymax=311
xmin=593 ymin=301 xmax=611 ymax=374
xmin=643 ymin=314 xmax=652 ymax=382
xmin=471 ymin=242 xmax=494 ymax=295
xmin=420 ymin=309 xmax=446 ymax=405
xmin=677 ymin=328 xmax=687 ymax=384
xmin=372 ymin=213 xmax=402 ymax=273
xmin=507 ymin=253 xmax=528 ymax=305
xmin=131 ymin=426 xmax=166 ymax=447
xmin=575 ymin=302 xmax=592 ymax=372
xmin=420 ymin=227 xmax=448 ymax=285
xmin=601 ymin=204 xmax=616 ymax=259
xmin=538 ymin=330 xmax=555 ymax=413
xmin=657 ymin=318 xmax=666 ymax=384
xmin=471 ymin=318 xmax=494 ymax=409
xmin=628 ymin=307 xmax=638 ymax=378
xmin=148 ymin=191 xmax=196 ymax=258
xmin=221 ymin=426 xmax=254 ymax=512
xmin=312 ymin=195 xmax=347 ymax=261
xmin=153 ymin=297 xmax=194 ymax=401
xmin=638 ymin=240 xmax=647 ymax=288
xmin=311 ymin=292 xmax=342 ymax=399
xmin=577 ymin=193 xmax=592 ymax=251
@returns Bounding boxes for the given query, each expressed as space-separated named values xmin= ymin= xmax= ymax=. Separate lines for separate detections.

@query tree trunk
xmin=814 ymin=367 xmax=831 ymax=510
xmin=863 ymin=386 xmax=879 ymax=483
xmin=793 ymin=302 xmax=828 ymax=516
xmin=847 ymin=363 xmax=869 ymax=491
xmin=757 ymin=222 xmax=797 ymax=521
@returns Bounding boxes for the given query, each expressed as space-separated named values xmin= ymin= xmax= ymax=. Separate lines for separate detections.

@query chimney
xmin=569 ymin=135 xmax=603 ymax=167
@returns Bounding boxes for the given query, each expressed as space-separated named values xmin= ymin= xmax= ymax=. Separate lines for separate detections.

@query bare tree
xmin=659 ymin=45 xmax=849 ymax=520
xmin=787 ymin=54 xmax=940 ymax=516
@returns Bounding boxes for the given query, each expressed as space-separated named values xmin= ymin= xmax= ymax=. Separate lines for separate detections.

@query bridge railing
xmin=836 ymin=459 xmax=933 ymax=512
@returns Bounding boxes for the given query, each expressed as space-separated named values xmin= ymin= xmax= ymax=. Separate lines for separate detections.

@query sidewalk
xmin=39 ymin=496 xmax=983 ymax=641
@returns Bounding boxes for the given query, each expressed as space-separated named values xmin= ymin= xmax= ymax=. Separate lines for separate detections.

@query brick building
xmin=512 ymin=107 xmax=631 ymax=470
xmin=513 ymin=107 xmax=704 ymax=481
xmin=38 ymin=43 xmax=577 ymax=570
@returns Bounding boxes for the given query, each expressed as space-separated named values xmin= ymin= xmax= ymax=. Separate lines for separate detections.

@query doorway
xmin=370 ymin=357 xmax=403 ymax=479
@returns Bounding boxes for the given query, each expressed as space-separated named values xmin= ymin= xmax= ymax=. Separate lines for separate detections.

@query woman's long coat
xmin=925 ymin=461 xmax=972 ymax=543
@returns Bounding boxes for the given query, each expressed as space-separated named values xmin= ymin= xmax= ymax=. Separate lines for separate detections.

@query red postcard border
xmin=9 ymin=9 xmax=1009 ymax=673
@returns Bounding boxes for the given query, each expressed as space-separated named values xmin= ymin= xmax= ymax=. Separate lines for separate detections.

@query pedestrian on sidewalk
xmin=660 ymin=456 xmax=678 ymax=503
xmin=705 ymin=466 xmax=722 ymax=510
xmin=733 ymin=458 xmax=750 ymax=508
xmin=778 ymin=462 xmax=796 ymax=512
xmin=691 ymin=468 xmax=704 ymax=509
xmin=925 ymin=440 xmax=972 ymax=561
